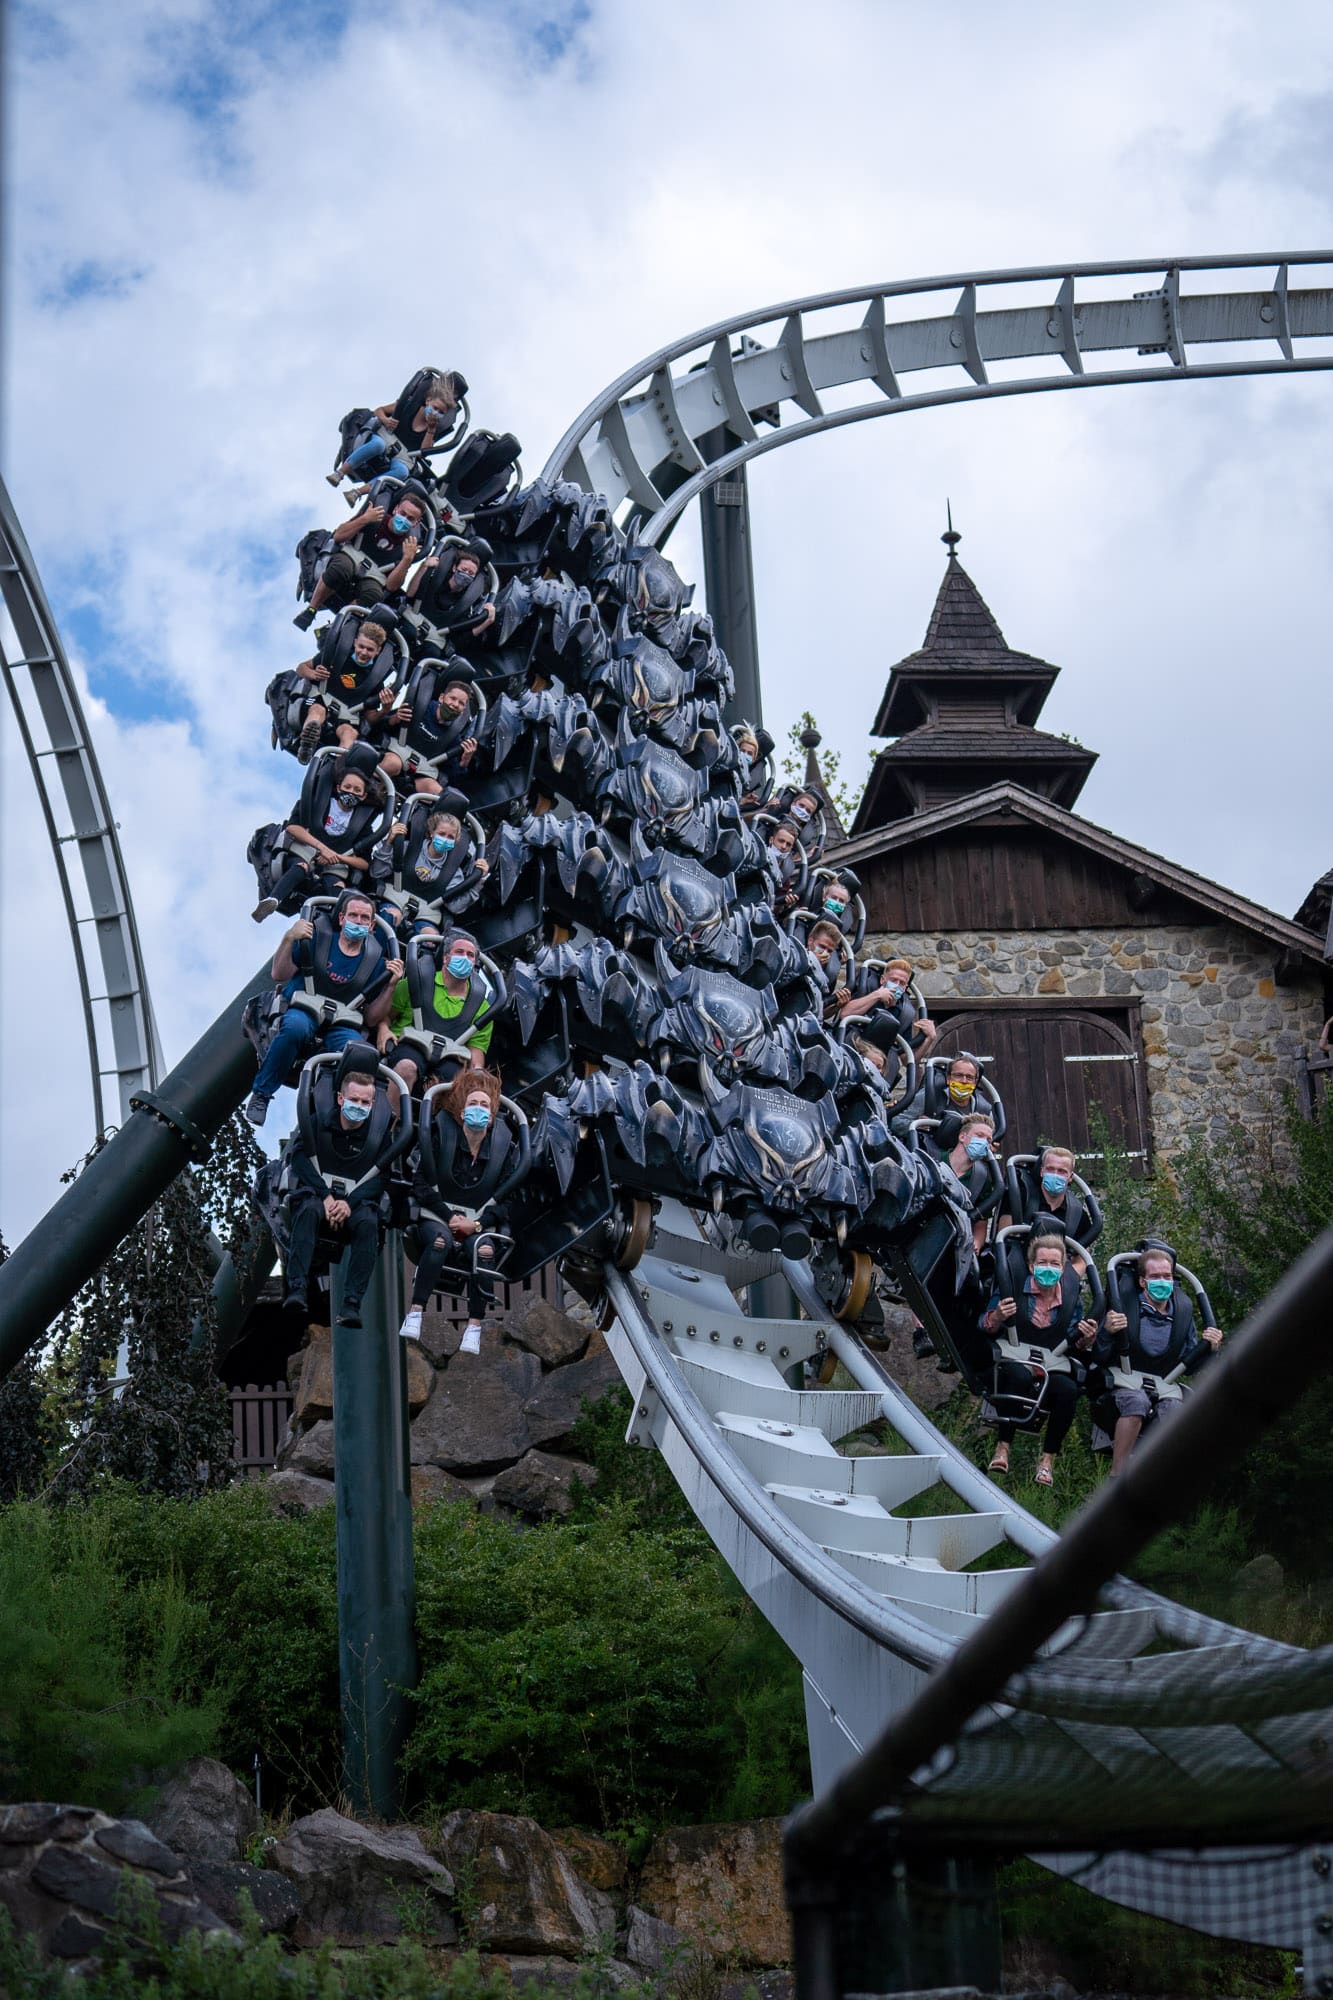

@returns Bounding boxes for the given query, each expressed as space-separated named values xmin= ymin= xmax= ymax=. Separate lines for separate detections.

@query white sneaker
xmin=459 ymin=1322 xmax=482 ymax=1355
xmin=398 ymin=1307 xmax=423 ymax=1343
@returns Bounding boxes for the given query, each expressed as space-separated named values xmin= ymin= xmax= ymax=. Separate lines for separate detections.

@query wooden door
xmin=930 ymin=1008 xmax=1149 ymax=1172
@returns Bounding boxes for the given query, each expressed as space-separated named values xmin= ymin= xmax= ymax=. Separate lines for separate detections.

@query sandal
xmin=987 ymin=1452 xmax=1009 ymax=1477
xmin=1034 ymin=1464 xmax=1054 ymax=1487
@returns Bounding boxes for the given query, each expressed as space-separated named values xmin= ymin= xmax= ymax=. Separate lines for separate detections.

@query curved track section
xmin=542 ymin=253 xmax=1333 ymax=541
xmin=599 ymin=1205 xmax=1333 ymax=1948
xmin=0 ymin=478 xmax=161 ymax=1131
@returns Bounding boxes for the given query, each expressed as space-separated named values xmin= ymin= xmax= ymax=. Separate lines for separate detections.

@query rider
xmin=293 ymin=616 xmax=394 ymax=766
xmin=403 ymin=541 xmax=496 ymax=639
xmin=245 ymin=890 xmax=401 ymax=1126
xmin=981 ymin=1232 xmax=1100 ymax=1487
xmin=251 ymin=744 xmax=390 ymax=920
xmin=280 ymin=1051 xmax=398 ymax=1330
xmin=329 ymin=369 xmax=466 ymax=489
xmin=837 ymin=956 xmax=937 ymax=1054
xmin=297 ymin=485 xmax=429 ymax=629
xmin=398 ymin=1068 xmax=514 ymax=1356
xmin=384 ymin=927 xmax=495 ymax=1093
xmin=999 ymin=1145 xmax=1100 ymax=1273
xmin=766 ymin=821 xmax=804 ymax=918
xmin=1092 ymin=1246 xmax=1223 ymax=1473
xmin=378 ymin=675 xmax=480 ymax=797
xmin=371 ymin=805 xmax=488 ymax=936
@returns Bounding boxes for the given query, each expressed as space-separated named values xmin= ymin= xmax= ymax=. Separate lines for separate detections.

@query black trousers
xmin=322 ymin=549 xmax=386 ymax=609
xmin=993 ymin=1363 xmax=1079 ymax=1455
xmin=286 ymin=1192 xmax=380 ymax=1308
xmin=411 ymin=1232 xmax=496 ymax=1319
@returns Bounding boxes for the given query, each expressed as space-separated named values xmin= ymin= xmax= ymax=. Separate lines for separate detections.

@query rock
xmin=263 ymin=1468 xmax=335 ymax=1514
xmin=435 ymin=1808 xmax=600 ymax=1957
xmin=550 ymin=1828 xmax=627 ymax=1899
xmin=491 ymin=1953 xmax=639 ymax=1991
xmin=411 ymin=1463 xmax=479 ymax=1509
xmin=626 ymin=1903 xmax=694 ymax=1972
xmin=522 ymin=1348 xmax=623 ymax=1450
xmin=187 ymin=1859 xmax=301 ymax=1936
xmin=410 ymin=1347 xmax=542 ymax=1473
xmin=504 ymin=1296 xmax=590 ymax=1368
xmin=273 ymin=1808 xmax=454 ymax=1947
xmin=286 ymin=1419 xmax=336 ymax=1478
xmin=1235 ymin=1553 xmax=1285 ymax=1595
xmin=292 ymin=1329 xmax=334 ymax=1424
xmin=0 ymin=1802 xmax=236 ymax=1969
xmin=146 ymin=1757 xmax=259 ymax=1869
xmin=492 ymin=1450 xmax=597 ymax=1518
xmin=638 ymin=1820 xmax=790 ymax=1967
xmin=405 ymin=1342 xmax=436 ymax=1412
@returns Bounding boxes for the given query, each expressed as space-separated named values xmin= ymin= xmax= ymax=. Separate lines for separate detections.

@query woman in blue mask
xmin=1091 ymin=1248 xmax=1224 ymax=1474
xmin=399 ymin=1068 xmax=516 ymax=1356
xmin=980 ymin=1233 xmax=1100 ymax=1486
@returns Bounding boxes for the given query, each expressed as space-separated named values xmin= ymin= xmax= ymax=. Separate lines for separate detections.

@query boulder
xmin=187 ymin=1860 xmax=300 ymax=1936
xmin=522 ymin=1349 xmax=623 ymax=1450
xmin=490 ymin=1953 xmax=639 ymax=1992
xmin=145 ymin=1758 xmax=258 ymax=1868
xmin=0 ymin=1804 xmax=234 ymax=1969
xmin=504 ymin=1295 xmax=590 ymax=1369
xmin=272 ymin=1808 xmax=454 ymax=1947
xmin=625 ymin=1903 xmax=694 ymax=1972
xmin=492 ymin=1450 xmax=597 ymax=1518
xmin=411 ymin=1464 xmax=479 ymax=1509
xmin=550 ymin=1828 xmax=627 ymax=1899
xmin=292 ymin=1330 xmax=334 ymax=1425
xmin=638 ymin=1820 xmax=790 ymax=1968
xmin=410 ymin=1348 xmax=542 ymax=1473
xmin=263 ymin=1468 xmax=335 ymax=1514
xmin=1235 ymin=1553 xmax=1284 ymax=1595
xmin=286 ymin=1420 xmax=336 ymax=1479
xmin=435 ymin=1809 xmax=600 ymax=1957
xmin=405 ymin=1341 xmax=436 ymax=1412
xmin=418 ymin=1314 xmax=503 ymax=1365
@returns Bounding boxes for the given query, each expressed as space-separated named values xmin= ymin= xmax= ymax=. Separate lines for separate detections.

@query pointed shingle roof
xmin=871 ymin=555 xmax=1061 ymax=735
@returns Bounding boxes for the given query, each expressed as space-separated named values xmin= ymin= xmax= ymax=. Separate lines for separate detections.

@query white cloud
xmin=5 ymin=0 xmax=1333 ymax=1241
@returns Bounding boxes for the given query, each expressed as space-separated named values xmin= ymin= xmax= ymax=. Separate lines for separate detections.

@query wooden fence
xmin=230 ymin=1383 xmax=293 ymax=1478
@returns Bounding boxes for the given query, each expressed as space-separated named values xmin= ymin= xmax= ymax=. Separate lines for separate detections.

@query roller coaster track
xmin=5 ymin=255 xmax=1333 ymax=1964
xmin=542 ymin=252 xmax=1333 ymax=540
xmin=0 ymin=477 xmax=162 ymax=1133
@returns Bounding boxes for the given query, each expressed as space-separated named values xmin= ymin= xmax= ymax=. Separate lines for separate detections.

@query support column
xmin=698 ymin=425 xmax=762 ymax=726
xmin=332 ymin=1235 xmax=417 ymax=1818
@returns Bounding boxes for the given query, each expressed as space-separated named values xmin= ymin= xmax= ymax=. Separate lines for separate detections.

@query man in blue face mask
xmin=280 ymin=1063 xmax=395 ymax=1329
xmin=297 ymin=487 xmax=428 ymax=630
xmin=246 ymin=892 xmax=402 ymax=1127
xmin=385 ymin=926 xmax=494 ymax=1094
xmin=1094 ymin=1248 xmax=1224 ymax=1473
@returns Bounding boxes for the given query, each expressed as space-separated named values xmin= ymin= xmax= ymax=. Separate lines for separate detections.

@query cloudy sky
xmin=2 ymin=0 xmax=1332 ymax=1243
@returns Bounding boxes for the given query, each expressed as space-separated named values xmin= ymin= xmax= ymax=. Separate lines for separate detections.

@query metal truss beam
xmin=542 ymin=254 xmax=1333 ymax=544
xmin=0 ymin=478 xmax=162 ymax=1133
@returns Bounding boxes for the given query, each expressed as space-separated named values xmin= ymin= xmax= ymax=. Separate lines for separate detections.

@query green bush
xmin=0 ymin=1502 xmax=219 ymax=1812
xmin=407 ymin=1499 xmax=807 ymax=1829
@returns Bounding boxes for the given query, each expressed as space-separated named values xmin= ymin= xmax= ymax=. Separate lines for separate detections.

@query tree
xmin=777 ymin=710 xmax=869 ymax=826
xmin=45 ymin=1113 xmax=263 ymax=1500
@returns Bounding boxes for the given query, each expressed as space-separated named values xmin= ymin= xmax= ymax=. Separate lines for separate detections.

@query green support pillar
xmin=332 ymin=1235 xmax=417 ymax=1818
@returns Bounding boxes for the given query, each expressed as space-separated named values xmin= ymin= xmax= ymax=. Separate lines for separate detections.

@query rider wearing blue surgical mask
xmin=385 ymin=927 xmax=495 ymax=1094
xmin=983 ymin=1233 xmax=1100 ymax=1486
xmin=397 ymin=1067 xmax=512 ymax=1355
xmin=1094 ymin=1249 xmax=1224 ymax=1474
xmin=298 ymin=485 xmax=429 ymax=630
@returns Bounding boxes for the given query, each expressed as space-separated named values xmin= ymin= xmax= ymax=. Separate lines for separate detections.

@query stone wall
xmin=863 ymin=919 xmax=1325 ymax=1158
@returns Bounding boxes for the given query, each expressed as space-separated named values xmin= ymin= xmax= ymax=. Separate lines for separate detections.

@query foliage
xmin=0 ymin=1918 xmax=659 ymax=2000
xmin=0 ymin=1499 xmax=219 ymax=1812
xmin=43 ymin=1113 xmax=262 ymax=1501
xmin=1000 ymin=1859 xmax=1294 ymax=1997
xmin=777 ymin=710 xmax=869 ymax=826
xmin=0 ymin=1233 xmax=62 ymax=1500
xmin=0 ymin=1479 xmax=807 ymax=1829
xmin=406 ymin=1499 xmax=808 ymax=1830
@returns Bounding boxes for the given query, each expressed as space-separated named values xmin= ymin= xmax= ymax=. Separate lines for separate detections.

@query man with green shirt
xmin=382 ymin=926 xmax=493 ymax=1093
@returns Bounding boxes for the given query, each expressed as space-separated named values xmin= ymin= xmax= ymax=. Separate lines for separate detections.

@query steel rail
xmin=0 ymin=477 xmax=162 ymax=1131
xmin=540 ymin=252 xmax=1333 ymax=545
xmin=785 ymin=1223 xmax=1333 ymax=1859
xmin=603 ymin=1261 xmax=1333 ymax=1728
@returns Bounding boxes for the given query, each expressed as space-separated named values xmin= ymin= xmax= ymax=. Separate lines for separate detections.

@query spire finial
xmin=942 ymin=500 xmax=961 ymax=559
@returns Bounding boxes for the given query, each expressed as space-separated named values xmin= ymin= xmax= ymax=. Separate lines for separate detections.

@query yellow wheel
xmin=834 ymin=1251 xmax=874 ymax=1323
xmin=816 ymin=1349 xmax=839 ymax=1385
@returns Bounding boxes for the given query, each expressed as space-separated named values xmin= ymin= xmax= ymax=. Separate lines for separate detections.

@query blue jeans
xmin=344 ymin=436 xmax=410 ymax=481
xmin=253 ymin=1010 xmax=362 ymax=1099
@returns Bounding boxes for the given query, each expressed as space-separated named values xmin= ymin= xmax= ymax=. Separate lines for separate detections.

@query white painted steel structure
xmin=0 ymin=479 xmax=162 ymax=1132
xmin=543 ymin=253 xmax=1333 ymax=543
xmin=601 ymin=1204 xmax=1333 ymax=1952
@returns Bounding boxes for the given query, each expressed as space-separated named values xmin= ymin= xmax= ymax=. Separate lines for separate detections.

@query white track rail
xmin=0 ymin=479 xmax=161 ymax=1131
xmin=601 ymin=1203 xmax=1333 ymax=1951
